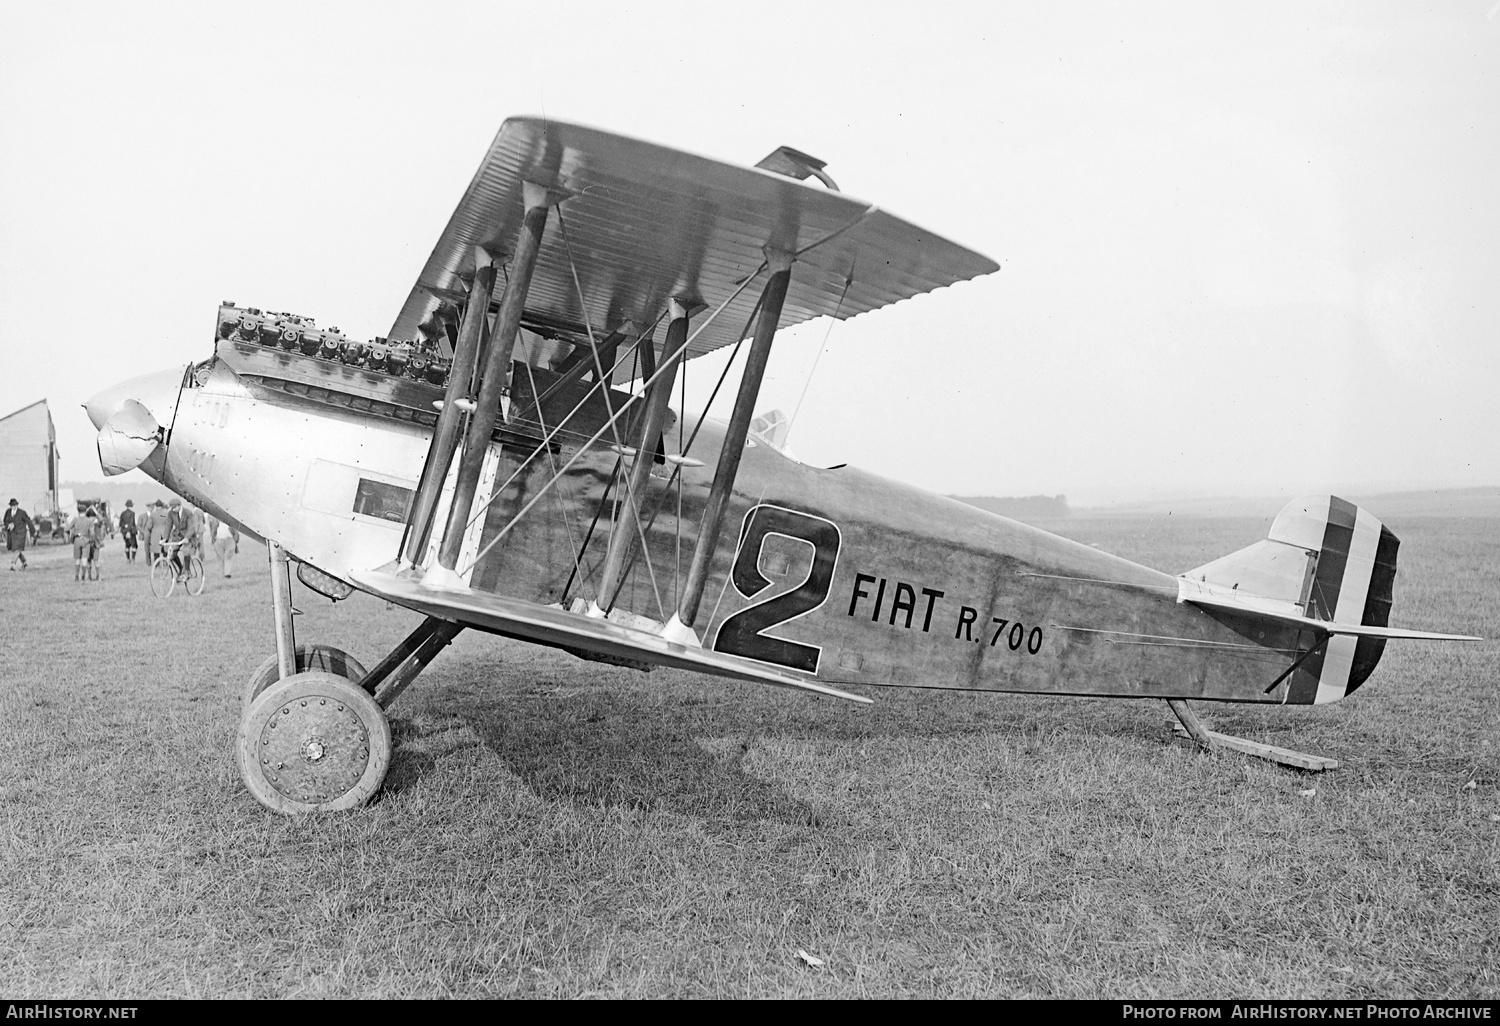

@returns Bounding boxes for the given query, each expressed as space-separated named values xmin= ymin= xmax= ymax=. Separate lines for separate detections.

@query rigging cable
xmin=521 ymin=359 xmax=592 ymax=603
xmin=602 ymin=290 xmax=765 ymax=611
xmin=459 ymin=263 xmax=770 ymax=575
xmin=704 ymin=266 xmax=854 ymax=635
xmin=454 ymin=326 xmax=651 ymax=538
xmin=553 ymin=209 xmax=660 ymax=605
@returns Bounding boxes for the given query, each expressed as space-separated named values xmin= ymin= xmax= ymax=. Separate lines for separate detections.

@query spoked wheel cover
xmin=237 ymin=671 xmax=391 ymax=814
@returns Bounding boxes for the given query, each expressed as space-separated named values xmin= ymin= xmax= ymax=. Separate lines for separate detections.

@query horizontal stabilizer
xmin=349 ymin=569 xmax=872 ymax=705
xmin=1179 ymin=494 xmax=1480 ymax=704
xmin=1177 ymin=581 xmax=1480 ymax=641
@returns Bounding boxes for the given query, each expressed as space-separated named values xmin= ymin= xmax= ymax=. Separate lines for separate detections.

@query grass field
xmin=1 ymin=515 xmax=1495 ymax=998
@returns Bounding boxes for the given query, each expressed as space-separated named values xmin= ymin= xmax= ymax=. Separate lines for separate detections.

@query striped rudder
xmin=1182 ymin=495 xmax=1401 ymax=705
xmin=1268 ymin=496 xmax=1399 ymax=704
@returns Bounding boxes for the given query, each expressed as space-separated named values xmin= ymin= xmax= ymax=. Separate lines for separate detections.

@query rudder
xmin=1185 ymin=495 xmax=1400 ymax=704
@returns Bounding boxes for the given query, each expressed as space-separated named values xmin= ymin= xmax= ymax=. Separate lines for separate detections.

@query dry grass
xmin=0 ymin=516 xmax=1495 ymax=998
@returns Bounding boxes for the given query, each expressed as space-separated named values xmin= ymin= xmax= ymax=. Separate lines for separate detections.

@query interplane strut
xmin=663 ymin=250 xmax=794 ymax=646
xmin=425 ymin=184 xmax=556 ymax=589
xmin=401 ymin=248 xmax=496 ymax=568
xmin=593 ymin=299 xmax=691 ymax=618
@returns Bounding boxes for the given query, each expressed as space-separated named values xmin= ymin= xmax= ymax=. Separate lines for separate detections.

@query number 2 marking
xmin=712 ymin=504 xmax=841 ymax=673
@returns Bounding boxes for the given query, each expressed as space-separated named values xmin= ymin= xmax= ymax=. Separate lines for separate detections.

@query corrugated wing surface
xmin=388 ymin=117 xmax=998 ymax=358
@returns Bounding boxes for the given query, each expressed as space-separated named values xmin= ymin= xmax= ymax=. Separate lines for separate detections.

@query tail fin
xmin=1182 ymin=495 xmax=1400 ymax=704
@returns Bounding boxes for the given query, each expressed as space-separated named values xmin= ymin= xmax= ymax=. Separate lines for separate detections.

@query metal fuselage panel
xmin=593 ymin=424 xmax=1299 ymax=704
xmin=162 ymin=364 xmax=430 ymax=578
xmin=166 ymin=362 xmax=1303 ymax=704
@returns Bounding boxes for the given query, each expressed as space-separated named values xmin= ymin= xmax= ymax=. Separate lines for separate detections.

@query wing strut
xmin=592 ymin=298 xmax=692 ymax=617
xmin=662 ymin=249 xmax=795 ymax=646
xmin=425 ymin=182 xmax=559 ymax=590
xmin=400 ymin=247 xmax=496 ymax=568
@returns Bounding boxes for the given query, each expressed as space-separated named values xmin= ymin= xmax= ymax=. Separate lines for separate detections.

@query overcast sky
xmin=2 ymin=1 xmax=1496 ymax=505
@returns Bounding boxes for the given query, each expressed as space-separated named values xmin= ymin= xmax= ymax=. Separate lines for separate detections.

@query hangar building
xmin=0 ymin=399 xmax=61 ymax=516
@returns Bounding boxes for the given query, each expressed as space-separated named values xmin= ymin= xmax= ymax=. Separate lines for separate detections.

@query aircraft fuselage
xmin=130 ymin=358 xmax=1316 ymax=706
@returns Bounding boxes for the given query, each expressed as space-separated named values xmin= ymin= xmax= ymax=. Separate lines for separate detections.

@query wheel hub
xmin=258 ymin=696 xmax=371 ymax=803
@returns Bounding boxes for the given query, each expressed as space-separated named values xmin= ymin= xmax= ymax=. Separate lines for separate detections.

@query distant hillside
xmin=952 ymin=495 xmax=1070 ymax=521
xmin=1071 ymin=487 xmax=1500 ymax=519
xmin=1344 ymin=487 xmax=1500 ymax=519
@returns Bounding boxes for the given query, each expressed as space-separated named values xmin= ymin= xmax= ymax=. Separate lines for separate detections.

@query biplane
xmin=85 ymin=118 xmax=1477 ymax=813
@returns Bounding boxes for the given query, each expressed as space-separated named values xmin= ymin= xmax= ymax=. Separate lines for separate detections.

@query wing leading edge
xmin=388 ymin=117 xmax=998 ymax=359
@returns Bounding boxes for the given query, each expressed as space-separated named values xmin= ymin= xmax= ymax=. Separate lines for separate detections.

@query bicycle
xmin=150 ymin=540 xmax=206 ymax=597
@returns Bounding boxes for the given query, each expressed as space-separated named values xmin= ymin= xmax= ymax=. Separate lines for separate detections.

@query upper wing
xmin=388 ymin=117 xmax=998 ymax=359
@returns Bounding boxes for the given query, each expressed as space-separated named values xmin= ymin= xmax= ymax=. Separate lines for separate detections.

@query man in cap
xmin=5 ymin=498 xmax=34 ymax=570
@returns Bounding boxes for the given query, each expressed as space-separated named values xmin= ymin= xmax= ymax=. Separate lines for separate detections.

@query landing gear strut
xmin=235 ymin=540 xmax=464 ymax=814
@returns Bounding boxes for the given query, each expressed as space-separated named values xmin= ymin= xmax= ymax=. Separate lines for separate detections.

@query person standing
xmin=184 ymin=504 xmax=206 ymax=564
xmin=140 ymin=500 xmax=155 ymax=562
xmin=5 ymin=498 xmax=33 ymax=571
xmin=198 ymin=508 xmax=213 ymax=563
xmin=209 ymin=516 xmax=240 ymax=578
xmin=147 ymin=500 xmax=171 ymax=562
xmin=69 ymin=506 xmax=100 ymax=581
xmin=119 ymin=500 xmax=139 ymax=564
xmin=87 ymin=505 xmax=106 ymax=579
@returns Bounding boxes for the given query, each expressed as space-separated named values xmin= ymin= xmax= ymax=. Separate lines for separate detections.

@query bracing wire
xmin=522 ymin=359 xmax=590 ymax=598
xmin=455 ymin=327 xmax=650 ymax=537
xmin=555 ymin=210 xmax=655 ymax=578
xmin=560 ymin=455 xmax=622 ymax=607
xmin=703 ymin=268 xmax=855 ymax=634
xmin=457 ymin=262 xmax=769 ymax=575
xmin=605 ymin=293 xmax=763 ymax=611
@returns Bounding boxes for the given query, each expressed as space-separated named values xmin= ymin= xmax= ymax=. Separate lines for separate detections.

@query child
xmin=70 ymin=506 xmax=101 ymax=581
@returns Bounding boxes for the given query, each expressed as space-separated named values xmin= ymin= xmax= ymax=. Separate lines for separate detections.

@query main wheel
xmin=150 ymin=556 xmax=175 ymax=597
xmin=185 ymin=555 xmax=206 ymax=595
xmin=237 ymin=671 xmax=391 ymax=814
xmin=243 ymin=645 xmax=369 ymax=710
